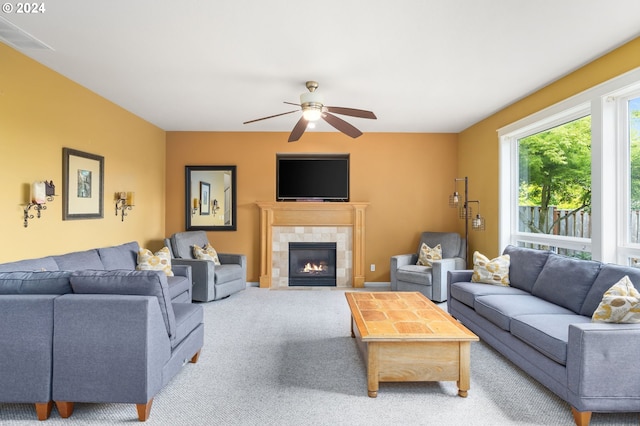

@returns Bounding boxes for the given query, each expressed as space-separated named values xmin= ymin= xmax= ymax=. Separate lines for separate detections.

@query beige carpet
xmin=1 ymin=287 xmax=638 ymax=425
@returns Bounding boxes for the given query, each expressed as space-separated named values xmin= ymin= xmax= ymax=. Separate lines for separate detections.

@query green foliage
xmin=518 ymin=116 xmax=592 ymax=233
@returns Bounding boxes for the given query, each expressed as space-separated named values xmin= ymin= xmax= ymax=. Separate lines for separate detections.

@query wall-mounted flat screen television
xmin=276 ymin=153 xmax=349 ymax=201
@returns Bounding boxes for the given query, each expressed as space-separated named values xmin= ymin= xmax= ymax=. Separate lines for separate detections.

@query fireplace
xmin=288 ymin=242 xmax=337 ymax=287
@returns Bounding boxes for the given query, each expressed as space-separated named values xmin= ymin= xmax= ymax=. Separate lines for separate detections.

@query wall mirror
xmin=185 ymin=165 xmax=237 ymax=231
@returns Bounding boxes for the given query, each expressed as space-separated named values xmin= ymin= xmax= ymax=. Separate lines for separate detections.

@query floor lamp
xmin=449 ymin=177 xmax=485 ymax=267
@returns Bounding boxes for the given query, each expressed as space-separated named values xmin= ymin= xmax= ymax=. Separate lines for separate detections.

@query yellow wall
xmin=165 ymin=132 xmax=459 ymax=282
xmin=0 ymin=43 xmax=167 ymax=262
xmin=459 ymin=36 xmax=640 ymax=258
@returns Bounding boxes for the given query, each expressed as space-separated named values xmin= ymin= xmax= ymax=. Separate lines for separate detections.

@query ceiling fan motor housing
xmin=300 ymin=90 xmax=324 ymax=121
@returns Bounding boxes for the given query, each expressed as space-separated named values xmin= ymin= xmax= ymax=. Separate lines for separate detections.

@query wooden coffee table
xmin=345 ymin=291 xmax=478 ymax=398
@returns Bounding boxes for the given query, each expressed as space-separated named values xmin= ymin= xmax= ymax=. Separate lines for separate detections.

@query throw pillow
xmin=136 ymin=247 xmax=173 ymax=276
xmin=471 ymin=251 xmax=510 ymax=286
xmin=416 ymin=243 xmax=442 ymax=267
xmin=193 ymin=243 xmax=221 ymax=266
xmin=592 ymin=275 xmax=640 ymax=323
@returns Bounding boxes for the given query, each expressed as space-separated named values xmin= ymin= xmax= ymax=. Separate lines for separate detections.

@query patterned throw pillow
xmin=136 ymin=247 xmax=173 ymax=276
xmin=416 ymin=243 xmax=442 ymax=267
xmin=471 ymin=251 xmax=510 ymax=286
xmin=193 ymin=243 xmax=221 ymax=266
xmin=592 ymin=275 xmax=640 ymax=323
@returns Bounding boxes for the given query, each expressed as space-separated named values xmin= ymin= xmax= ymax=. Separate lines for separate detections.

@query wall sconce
xmin=449 ymin=177 xmax=485 ymax=265
xmin=24 ymin=181 xmax=56 ymax=228
xmin=115 ymin=192 xmax=135 ymax=221
xmin=192 ymin=198 xmax=199 ymax=216
xmin=212 ymin=199 xmax=220 ymax=216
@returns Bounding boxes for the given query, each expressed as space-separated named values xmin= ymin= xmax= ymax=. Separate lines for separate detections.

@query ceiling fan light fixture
xmin=302 ymin=105 xmax=323 ymax=121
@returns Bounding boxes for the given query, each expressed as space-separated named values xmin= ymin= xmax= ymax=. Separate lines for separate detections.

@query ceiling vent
xmin=0 ymin=16 xmax=53 ymax=50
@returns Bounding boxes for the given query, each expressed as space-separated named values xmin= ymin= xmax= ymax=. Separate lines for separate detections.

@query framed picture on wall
xmin=62 ymin=148 xmax=104 ymax=220
xmin=200 ymin=181 xmax=210 ymax=215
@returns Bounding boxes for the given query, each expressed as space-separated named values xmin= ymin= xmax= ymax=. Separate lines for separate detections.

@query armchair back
xmin=419 ymin=232 xmax=466 ymax=264
xmin=169 ymin=231 xmax=209 ymax=259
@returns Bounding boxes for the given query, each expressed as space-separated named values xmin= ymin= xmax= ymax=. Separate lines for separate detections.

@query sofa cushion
xmin=69 ymin=270 xmax=176 ymax=339
xmin=581 ymin=264 xmax=640 ymax=317
xmin=472 ymin=251 xmax=510 ymax=286
xmin=531 ymin=254 xmax=601 ymax=314
xmin=450 ymin=281 xmax=529 ymax=309
xmin=592 ymin=276 xmax=640 ymax=323
xmin=0 ymin=256 xmax=60 ymax=272
xmin=97 ymin=241 xmax=139 ymax=270
xmin=416 ymin=243 xmax=441 ymax=267
xmin=54 ymin=249 xmax=105 ymax=271
xmin=0 ymin=271 xmax=72 ymax=294
xmin=396 ymin=265 xmax=433 ymax=286
xmin=475 ymin=294 xmax=574 ymax=331
xmin=503 ymin=245 xmax=551 ymax=293
xmin=137 ymin=247 xmax=174 ymax=276
xmin=510 ymin=314 xmax=591 ymax=365
xmin=193 ymin=243 xmax=221 ymax=266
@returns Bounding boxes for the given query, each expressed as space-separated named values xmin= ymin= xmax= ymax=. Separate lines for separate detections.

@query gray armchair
xmin=165 ymin=231 xmax=246 ymax=302
xmin=390 ymin=232 xmax=466 ymax=302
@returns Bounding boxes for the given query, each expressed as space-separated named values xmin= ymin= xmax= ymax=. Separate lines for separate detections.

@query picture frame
xmin=199 ymin=181 xmax=211 ymax=215
xmin=185 ymin=165 xmax=237 ymax=231
xmin=62 ymin=147 xmax=104 ymax=220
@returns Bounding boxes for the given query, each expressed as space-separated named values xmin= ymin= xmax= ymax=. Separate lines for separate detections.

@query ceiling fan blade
xmin=322 ymin=112 xmax=363 ymax=139
xmin=325 ymin=106 xmax=377 ymax=120
xmin=288 ymin=116 xmax=308 ymax=142
xmin=283 ymin=101 xmax=301 ymax=107
xmin=243 ymin=110 xmax=298 ymax=125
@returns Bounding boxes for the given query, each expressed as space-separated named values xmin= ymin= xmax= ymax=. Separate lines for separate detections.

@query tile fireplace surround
xmin=257 ymin=202 xmax=368 ymax=288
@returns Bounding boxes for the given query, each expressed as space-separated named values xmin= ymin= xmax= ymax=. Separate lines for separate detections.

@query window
xmin=622 ymin=93 xmax=640 ymax=266
xmin=499 ymin=68 xmax=640 ymax=264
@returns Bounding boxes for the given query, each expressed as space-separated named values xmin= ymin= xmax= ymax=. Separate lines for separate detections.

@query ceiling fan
xmin=243 ymin=81 xmax=377 ymax=142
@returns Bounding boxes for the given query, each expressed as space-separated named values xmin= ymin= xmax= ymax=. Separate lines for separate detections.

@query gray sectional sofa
xmin=0 ymin=242 xmax=204 ymax=421
xmin=447 ymin=245 xmax=640 ymax=426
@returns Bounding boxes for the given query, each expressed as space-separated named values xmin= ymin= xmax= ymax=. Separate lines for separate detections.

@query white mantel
xmin=257 ymin=202 xmax=368 ymax=288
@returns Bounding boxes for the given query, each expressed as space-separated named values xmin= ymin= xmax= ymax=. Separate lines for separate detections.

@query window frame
xmin=498 ymin=67 xmax=640 ymax=263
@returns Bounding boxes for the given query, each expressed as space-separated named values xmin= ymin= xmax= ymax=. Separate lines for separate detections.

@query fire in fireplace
xmin=288 ymin=242 xmax=337 ymax=286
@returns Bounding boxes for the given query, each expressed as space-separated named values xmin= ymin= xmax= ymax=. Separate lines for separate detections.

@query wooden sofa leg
xmin=55 ymin=401 xmax=74 ymax=418
xmin=136 ymin=399 xmax=153 ymax=421
xmin=35 ymin=401 xmax=53 ymax=420
xmin=190 ymin=349 xmax=201 ymax=364
xmin=571 ymin=407 xmax=592 ymax=426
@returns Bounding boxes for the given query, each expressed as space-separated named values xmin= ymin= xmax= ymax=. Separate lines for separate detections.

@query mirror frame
xmin=185 ymin=165 xmax=237 ymax=231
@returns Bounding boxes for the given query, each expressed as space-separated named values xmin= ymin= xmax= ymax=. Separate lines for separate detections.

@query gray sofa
xmin=390 ymin=232 xmax=466 ymax=302
xmin=166 ymin=231 xmax=246 ymax=302
xmin=447 ymin=245 xmax=640 ymax=426
xmin=0 ymin=242 xmax=204 ymax=421
xmin=0 ymin=241 xmax=192 ymax=303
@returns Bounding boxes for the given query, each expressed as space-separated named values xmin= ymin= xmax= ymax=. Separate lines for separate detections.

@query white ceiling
xmin=3 ymin=0 xmax=640 ymax=134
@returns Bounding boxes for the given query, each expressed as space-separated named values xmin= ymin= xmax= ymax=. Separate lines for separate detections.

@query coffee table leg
xmin=457 ymin=341 xmax=471 ymax=397
xmin=350 ymin=315 xmax=355 ymax=338
xmin=367 ymin=342 xmax=379 ymax=397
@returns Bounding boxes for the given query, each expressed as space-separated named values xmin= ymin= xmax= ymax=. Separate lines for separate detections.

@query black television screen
xmin=276 ymin=154 xmax=349 ymax=201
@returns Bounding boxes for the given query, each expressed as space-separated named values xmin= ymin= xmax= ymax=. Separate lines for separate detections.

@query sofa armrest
xmin=390 ymin=254 xmax=416 ymax=290
xmin=172 ymin=264 xmax=191 ymax=280
xmin=52 ymin=294 xmax=171 ymax=404
xmin=171 ymin=258 xmax=215 ymax=287
xmin=448 ymin=270 xmax=474 ymax=284
xmin=567 ymin=322 xmax=640 ymax=410
xmin=218 ymin=253 xmax=245 ymax=267
xmin=430 ymin=259 xmax=457 ymax=302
